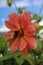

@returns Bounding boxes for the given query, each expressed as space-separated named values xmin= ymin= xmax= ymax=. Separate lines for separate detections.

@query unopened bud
xmin=7 ymin=0 xmax=12 ymax=6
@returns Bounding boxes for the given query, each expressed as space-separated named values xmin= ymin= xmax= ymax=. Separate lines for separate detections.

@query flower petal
xmin=24 ymin=11 xmax=31 ymax=23
xmin=10 ymin=38 xmax=19 ymax=53
xmin=9 ymin=12 xmax=20 ymax=30
xmin=24 ymin=36 xmax=37 ymax=49
xmin=19 ymin=14 xmax=25 ymax=29
xmin=5 ymin=20 xmax=19 ymax=31
xmin=24 ymin=23 xmax=38 ymax=35
xmin=21 ymin=46 xmax=28 ymax=56
xmin=8 ymin=38 xmax=16 ymax=46
xmin=19 ymin=37 xmax=27 ymax=51
xmin=19 ymin=11 xmax=31 ymax=29
xmin=3 ymin=31 xmax=14 ymax=38
xmin=24 ymin=31 xmax=34 ymax=37
xmin=31 ymin=23 xmax=38 ymax=30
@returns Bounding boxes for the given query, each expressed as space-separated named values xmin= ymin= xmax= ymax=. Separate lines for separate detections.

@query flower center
xmin=14 ymin=31 xmax=19 ymax=38
xmin=19 ymin=29 xmax=24 ymax=37
xmin=14 ymin=29 xmax=24 ymax=38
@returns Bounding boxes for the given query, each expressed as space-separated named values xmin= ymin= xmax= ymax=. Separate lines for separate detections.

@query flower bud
xmin=7 ymin=0 xmax=12 ymax=6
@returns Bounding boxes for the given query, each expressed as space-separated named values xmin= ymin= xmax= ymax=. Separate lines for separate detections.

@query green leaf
xmin=31 ymin=14 xmax=42 ymax=22
xmin=13 ymin=51 xmax=21 ymax=58
xmin=36 ymin=26 xmax=43 ymax=34
xmin=0 ymin=35 xmax=10 ymax=51
xmin=0 ymin=62 xmax=3 ymax=65
xmin=26 ymin=54 xmax=35 ymax=65
xmin=16 ymin=57 xmax=24 ymax=65
xmin=0 ymin=54 xmax=13 ymax=62
xmin=13 ymin=51 xmax=24 ymax=65
xmin=39 ymin=54 xmax=43 ymax=60
xmin=35 ymin=40 xmax=43 ymax=55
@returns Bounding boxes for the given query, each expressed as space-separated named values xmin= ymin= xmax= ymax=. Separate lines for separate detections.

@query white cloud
xmin=0 ymin=26 xmax=10 ymax=32
xmin=33 ymin=0 xmax=43 ymax=7
xmin=12 ymin=0 xmax=30 ymax=8
xmin=31 ymin=20 xmax=37 ymax=22
xmin=38 ymin=29 xmax=43 ymax=39
xmin=39 ymin=21 xmax=43 ymax=26
xmin=31 ymin=20 xmax=43 ymax=26
xmin=37 ymin=21 xmax=43 ymax=39
xmin=0 ymin=0 xmax=7 ymax=7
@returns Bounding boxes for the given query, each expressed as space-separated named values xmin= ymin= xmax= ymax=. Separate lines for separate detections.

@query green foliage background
xmin=0 ymin=30 xmax=43 ymax=65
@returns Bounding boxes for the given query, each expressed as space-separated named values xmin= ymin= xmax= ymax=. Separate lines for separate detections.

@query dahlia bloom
xmin=3 ymin=11 xmax=38 ymax=55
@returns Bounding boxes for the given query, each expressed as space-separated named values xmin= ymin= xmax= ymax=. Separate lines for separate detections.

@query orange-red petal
xmin=24 ymin=23 xmax=38 ymax=35
xmin=10 ymin=38 xmax=19 ymax=53
xmin=24 ymin=36 xmax=37 ymax=49
xmin=5 ymin=20 xmax=19 ymax=31
xmin=23 ymin=11 xmax=31 ymax=23
xmin=19 ymin=14 xmax=25 ymax=29
xmin=3 ymin=31 xmax=14 ymax=38
xmin=31 ymin=23 xmax=38 ymax=30
xmin=19 ymin=37 xmax=27 ymax=51
xmin=21 ymin=46 xmax=28 ymax=56
xmin=9 ymin=12 xmax=20 ymax=30
xmin=24 ymin=30 xmax=34 ymax=37
xmin=19 ymin=11 xmax=31 ymax=29
xmin=8 ymin=38 xmax=16 ymax=46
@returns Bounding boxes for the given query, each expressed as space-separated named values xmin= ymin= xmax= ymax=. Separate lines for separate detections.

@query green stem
xmin=39 ymin=2 xmax=43 ymax=15
xmin=33 ymin=50 xmax=38 ymax=65
xmin=38 ymin=60 xmax=43 ymax=65
xmin=12 ymin=0 xmax=18 ymax=12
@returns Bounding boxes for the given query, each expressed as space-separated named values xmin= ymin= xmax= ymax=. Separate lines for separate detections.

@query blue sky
xmin=0 ymin=0 xmax=43 ymax=28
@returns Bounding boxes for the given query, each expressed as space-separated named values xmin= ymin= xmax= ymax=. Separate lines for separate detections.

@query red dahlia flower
xmin=3 ymin=11 xmax=38 ymax=55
